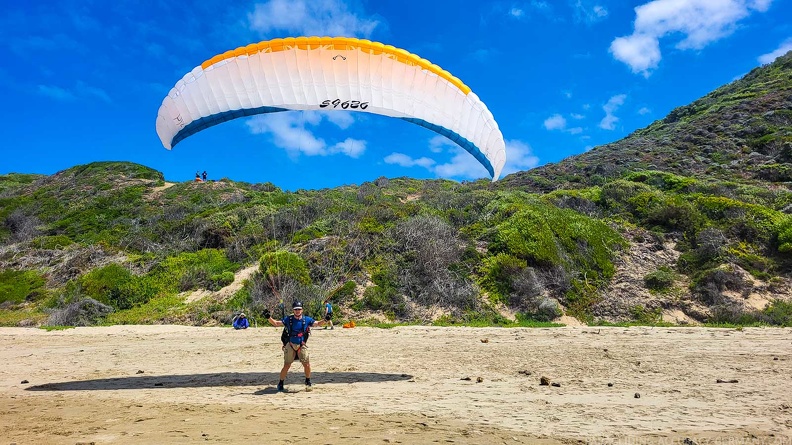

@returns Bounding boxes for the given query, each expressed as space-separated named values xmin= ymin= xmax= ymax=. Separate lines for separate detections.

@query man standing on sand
xmin=266 ymin=300 xmax=326 ymax=391
xmin=323 ymin=299 xmax=334 ymax=330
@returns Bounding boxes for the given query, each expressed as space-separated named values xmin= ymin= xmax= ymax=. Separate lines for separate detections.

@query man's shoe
xmin=305 ymin=379 xmax=313 ymax=391
xmin=277 ymin=382 xmax=284 ymax=392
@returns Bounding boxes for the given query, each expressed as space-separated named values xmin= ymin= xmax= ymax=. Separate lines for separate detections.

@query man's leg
xmin=279 ymin=362 xmax=291 ymax=381
xmin=278 ymin=346 xmax=297 ymax=390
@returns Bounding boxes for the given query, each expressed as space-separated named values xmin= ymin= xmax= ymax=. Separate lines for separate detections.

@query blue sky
xmin=1 ymin=0 xmax=790 ymax=191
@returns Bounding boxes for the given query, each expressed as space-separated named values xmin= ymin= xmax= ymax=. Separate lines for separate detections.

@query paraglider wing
xmin=156 ymin=36 xmax=506 ymax=180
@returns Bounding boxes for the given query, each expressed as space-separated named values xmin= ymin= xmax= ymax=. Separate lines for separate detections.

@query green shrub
xmin=534 ymin=298 xmax=563 ymax=321
xmin=211 ymin=271 xmax=235 ymax=290
xmin=153 ymin=249 xmax=239 ymax=293
xmin=599 ymin=180 xmax=655 ymax=216
xmin=624 ymin=170 xmax=698 ymax=192
xmin=708 ymin=304 xmax=763 ymax=325
xmin=47 ymin=298 xmax=113 ymax=326
xmin=696 ymin=196 xmax=783 ymax=245
xmin=358 ymin=216 xmax=385 ymax=234
xmin=480 ymin=253 xmax=527 ymax=303
xmin=79 ymin=263 xmax=156 ymax=309
xmin=354 ymin=285 xmax=404 ymax=317
xmin=644 ymin=266 xmax=676 ymax=291
xmin=259 ymin=250 xmax=311 ymax=285
xmin=291 ymin=220 xmax=330 ymax=243
xmin=643 ymin=195 xmax=705 ymax=236
xmin=692 ymin=266 xmax=745 ymax=304
xmin=755 ymin=163 xmax=792 ymax=182
xmin=629 ymin=305 xmax=663 ymax=324
xmin=763 ymin=300 xmax=792 ymax=326
xmin=482 ymin=194 xmax=625 ymax=318
xmin=31 ymin=235 xmax=74 ymax=250
xmin=329 ymin=280 xmax=357 ymax=304
xmin=0 ymin=270 xmax=47 ymax=304
xmin=776 ymin=216 xmax=792 ymax=253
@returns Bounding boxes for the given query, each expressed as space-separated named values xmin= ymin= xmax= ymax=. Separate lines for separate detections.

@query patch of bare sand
xmin=1 ymin=325 xmax=790 ymax=444
xmin=182 ymin=264 xmax=258 ymax=304
xmin=143 ymin=181 xmax=175 ymax=201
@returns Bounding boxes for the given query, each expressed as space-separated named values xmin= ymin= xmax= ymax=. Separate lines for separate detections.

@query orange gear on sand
xmin=342 ymin=321 xmax=356 ymax=329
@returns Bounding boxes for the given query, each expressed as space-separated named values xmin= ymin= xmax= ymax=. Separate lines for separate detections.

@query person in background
xmin=232 ymin=313 xmax=249 ymax=329
xmin=323 ymin=299 xmax=334 ymax=330
xmin=202 ymin=171 xmax=207 ymax=181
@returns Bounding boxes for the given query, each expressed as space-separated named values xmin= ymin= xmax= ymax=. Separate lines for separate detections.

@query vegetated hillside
xmin=1 ymin=53 xmax=792 ymax=328
xmin=501 ymin=50 xmax=792 ymax=192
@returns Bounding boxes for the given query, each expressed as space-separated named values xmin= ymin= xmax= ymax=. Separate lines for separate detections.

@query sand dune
xmin=1 ymin=325 xmax=790 ymax=444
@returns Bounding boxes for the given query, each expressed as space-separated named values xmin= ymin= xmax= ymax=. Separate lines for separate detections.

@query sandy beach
xmin=1 ymin=325 xmax=790 ymax=444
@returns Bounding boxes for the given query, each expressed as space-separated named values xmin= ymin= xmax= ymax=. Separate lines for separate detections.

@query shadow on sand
xmin=26 ymin=371 xmax=412 ymax=392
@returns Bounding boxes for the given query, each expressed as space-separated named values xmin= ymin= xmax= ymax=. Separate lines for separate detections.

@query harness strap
xmin=286 ymin=315 xmax=309 ymax=345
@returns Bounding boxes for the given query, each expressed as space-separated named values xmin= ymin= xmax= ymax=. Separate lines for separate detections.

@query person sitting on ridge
xmin=202 ymin=171 xmax=207 ymax=181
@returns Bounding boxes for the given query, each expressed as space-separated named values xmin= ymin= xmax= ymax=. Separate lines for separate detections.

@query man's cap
xmin=239 ymin=313 xmax=246 ymax=317
xmin=292 ymin=301 xmax=303 ymax=309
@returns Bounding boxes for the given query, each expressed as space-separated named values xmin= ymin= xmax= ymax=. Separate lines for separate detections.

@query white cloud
xmin=432 ymin=140 xmax=541 ymax=180
xmin=330 ymin=138 xmax=366 ymax=158
xmin=610 ymin=0 xmax=773 ymax=76
xmin=499 ymin=140 xmax=541 ymax=176
xmin=531 ymin=1 xmax=551 ymax=12
xmin=758 ymin=38 xmax=792 ymax=64
xmin=428 ymin=135 xmax=453 ymax=153
xmin=610 ymin=34 xmax=660 ymax=77
xmin=37 ymin=85 xmax=76 ymax=101
xmin=571 ymin=113 xmax=585 ymax=119
xmin=638 ymin=106 xmax=651 ymax=115
xmin=572 ymin=0 xmax=608 ymax=24
xmin=78 ymin=83 xmax=111 ymax=103
xmin=248 ymin=0 xmax=379 ymax=37
xmin=323 ymin=110 xmax=355 ymax=129
xmin=245 ymin=111 xmax=364 ymax=159
xmin=544 ymin=114 xmax=567 ymax=131
xmin=544 ymin=113 xmax=584 ymax=135
xmin=505 ymin=1 xmax=552 ymax=20
xmin=599 ymin=94 xmax=626 ymax=130
xmin=470 ymin=48 xmax=492 ymax=62
xmin=383 ymin=137 xmax=540 ymax=181
xmin=37 ymin=82 xmax=111 ymax=103
xmin=434 ymin=149 xmax=489 ymax=179
xmin=384 ymin=152 xmax=436 ymax=169
xmin=247 ymin=113 xmax=326 ymax=158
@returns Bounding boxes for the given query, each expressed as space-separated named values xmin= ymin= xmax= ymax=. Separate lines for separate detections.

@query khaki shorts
xmin=283 ymin=342 xmax=309 ymax=364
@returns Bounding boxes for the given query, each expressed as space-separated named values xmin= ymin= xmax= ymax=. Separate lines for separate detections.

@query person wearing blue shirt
xmin=232 ymin=313 xmax=249 ymax=329
xmin=323 ymin=299 xmax=334 ymax=330
xmin=266 ymin=300 xmax=326 ymax=391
